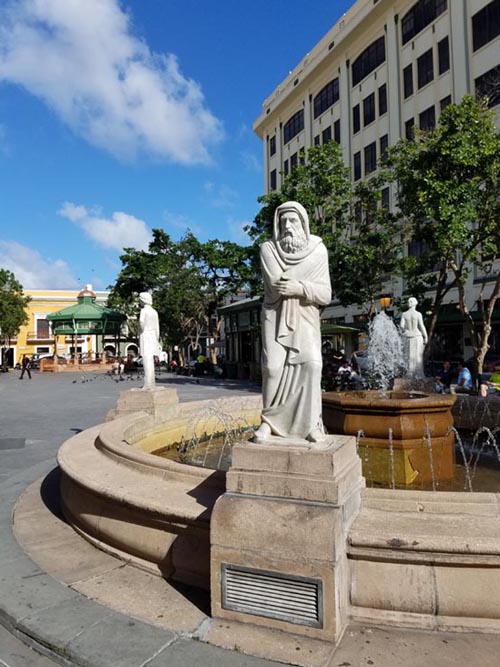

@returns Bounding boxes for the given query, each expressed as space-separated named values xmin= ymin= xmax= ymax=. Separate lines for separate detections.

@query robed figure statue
xmin=254 ymin=201 xmax=332 ymax=444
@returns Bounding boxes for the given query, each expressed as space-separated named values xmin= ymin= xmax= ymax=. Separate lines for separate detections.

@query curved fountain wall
xmin=58 ymin=392 xmax=500 ymax=636
xmin=57 ymin=395 xmax=262 ymax=590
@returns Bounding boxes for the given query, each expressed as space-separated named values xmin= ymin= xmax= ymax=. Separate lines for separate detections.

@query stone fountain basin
xmin=57 ymin=395 xmax=262 ymax=590
xmin=57 ymin=391 xmax=500 ymax=636
xmin=322 ymin=390 xmax=456 ymax=485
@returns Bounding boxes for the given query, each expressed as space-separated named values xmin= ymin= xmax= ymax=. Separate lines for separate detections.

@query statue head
xmin=408 ymin=297 xmax=418 ymax=308
xmin=139 ymin=292 xmax=153 ymax=306
xmin=274 ymin=201 xmax=310 ymax=254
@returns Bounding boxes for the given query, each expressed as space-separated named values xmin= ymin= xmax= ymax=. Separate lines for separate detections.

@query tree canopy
xmin=0 ymin=269 xmax=30 ymax=346
xmin=110 ymin=229 xmax=253 ymax=359
xmin=385 ymin=95 xmax=500 ymax=371
xmin=247 ymin=140 xmax=401 ymax=312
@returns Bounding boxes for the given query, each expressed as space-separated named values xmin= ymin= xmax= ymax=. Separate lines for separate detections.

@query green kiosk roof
xmin=46 ymin=286 xmax=126 ymax=335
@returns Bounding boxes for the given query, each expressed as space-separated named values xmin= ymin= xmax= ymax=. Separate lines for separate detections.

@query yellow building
xmin=6 ymin=284 xmax=137 ymax=367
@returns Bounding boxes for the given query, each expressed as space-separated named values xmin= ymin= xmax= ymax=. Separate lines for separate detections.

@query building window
xmin=402 ymin=0 xmax=448 ymax=45
xmin=290 ymin=152 xmax=298 ymax=169
xmin=472 ymin=0 xmax=500 ymax=52
xmin=405 ymin=118 xmax=415 ymax=140
xmin=440 ymin=94 xmax=452 ymax=110
xmin=36 ymin=318 xmax=50 ymax=338
xmin=270 ymin=169 xmax=277 ymax=190
xmin=364 ymin=142 xmax=377 ymax=175
xmin=438 ymin=36 xmax=450 ymax=74
xmin=419 ymin=105 xmax=436 ymax=130
xmin=363 ymin=92 xmax=376 ymax=126
xmin=314 ymin=134 xmax=320 ymax=146
xmin=283 ymin=109 xmax=304 ymax=144
xmin=380 ymin=134 xmax=389 ymax=160
xmin=476 ymin=64 xmax=500 ymax=107
xmin=353 ymin=104 xmax=361 ymax=133
xmin=378 ymin=84 xmax=387 ymax=116
xmin=313 ymin=77 xmax=340 ymax=118
xmin=417 ymin=48 xmax=434 ymax=89
xmin=354 ymin=151 xmax=362 ymax=181
xmin=354 ymin=201 xmax=363 ymax=223
xmin=334 ymin=119 xmax=341 ymax=144
xmin=269 ymin=135 xmax=276 ymax=156
xmin=322 ymin=126 xmax=332 ymax=143
xmin=381 ymin=187 xmax=390 ymax=210
xmin=403 ymin=64 xmax=414 ymax=98
xmin=283 ymin=160 xmax=289 ymax=176
xmin=300 ymin=151 xmax=305 ymax=166
xmin=352 ymin=36 xmax=386 ymax=86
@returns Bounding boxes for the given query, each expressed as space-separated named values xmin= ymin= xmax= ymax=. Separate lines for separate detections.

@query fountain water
xmin=366 ymin=311 xmax=406 ymax=390
xmin=322 ymin=311 xmax=456 ymax=486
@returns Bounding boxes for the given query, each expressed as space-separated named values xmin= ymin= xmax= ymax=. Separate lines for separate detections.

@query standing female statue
xmin=400 ymin=297 xmax=428 ymax=378
xmin=139 ymin=292 xmax=160 ymax=390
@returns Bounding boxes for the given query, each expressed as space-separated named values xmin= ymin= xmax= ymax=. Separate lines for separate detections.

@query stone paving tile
xmin=0 ymin=624 xmax=59 ymax=667
xmin=65 ymin=613 xmax=175 ymax=667
xmin=329 ymin=624 xmax=500 ymax=667
xmin=149 ymin=638 xmax=285 ymax=667
xmin=0 ymin=557 xmax=78 ymax=625
xmin=74 ymin=564 xmax=207 ymax=634
xmin=17 ymin=596 xmax=113 ymax=654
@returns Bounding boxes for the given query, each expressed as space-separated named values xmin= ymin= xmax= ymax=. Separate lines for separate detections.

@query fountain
xmin=322 ymin=310 xmax=456 ymax=486
xmin=55 ymin=213 xmax=500 ymax=665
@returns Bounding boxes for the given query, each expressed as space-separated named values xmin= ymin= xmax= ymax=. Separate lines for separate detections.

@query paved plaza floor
xmin=2 ymin=369 xmax=500 ymax=666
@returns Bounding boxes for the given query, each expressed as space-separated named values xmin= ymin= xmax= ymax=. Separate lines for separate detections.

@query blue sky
xmin=0 ymin=0 xmax=353 ymax=290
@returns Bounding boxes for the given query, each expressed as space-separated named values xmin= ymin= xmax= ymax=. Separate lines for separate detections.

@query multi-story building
xmin=254 ymin=0 xmax=500 ymax=360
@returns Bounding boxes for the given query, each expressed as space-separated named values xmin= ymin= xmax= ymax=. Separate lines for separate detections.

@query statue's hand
xmin=276 ymin=277 xmax=304 ymax=297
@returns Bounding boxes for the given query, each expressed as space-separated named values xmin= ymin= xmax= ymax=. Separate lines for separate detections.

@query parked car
xmin=130 ymin=355 xmax=160 ymax=368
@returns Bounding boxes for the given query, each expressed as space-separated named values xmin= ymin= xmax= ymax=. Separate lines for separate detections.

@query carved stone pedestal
xmin=106 ymin=387 xmax=179 ymax=423
xmin=210 ymin=435 xmax=364 ymax=666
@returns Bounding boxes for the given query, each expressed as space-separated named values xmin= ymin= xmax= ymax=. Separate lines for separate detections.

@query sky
xmin=0 ymin=0 xmax=353 ymax=290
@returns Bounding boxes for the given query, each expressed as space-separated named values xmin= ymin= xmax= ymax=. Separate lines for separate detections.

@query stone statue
xmin=254 ymin=201 xmax=332 ymax=444
xmin=139 ymin=292 xmax=160 ymax=390
xmin=400 ymin=297 xmax=428 ymax=378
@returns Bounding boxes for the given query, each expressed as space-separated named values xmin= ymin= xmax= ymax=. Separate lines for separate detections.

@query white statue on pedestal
xmin=400 ymin=297 xmax=428 ymax=378
xmin=254 ymin=201 xmax=332 ymax=444
xmin=139 ymin=292 xmax=159 ymax=390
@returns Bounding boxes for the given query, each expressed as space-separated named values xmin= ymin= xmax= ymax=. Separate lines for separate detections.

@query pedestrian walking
xmin=19 ymin=355 xmax=32 ymax=380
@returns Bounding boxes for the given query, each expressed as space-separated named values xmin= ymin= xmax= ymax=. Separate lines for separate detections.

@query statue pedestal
xmin=106 ymin=387 xmax=179 ymax=423
xmin=209 ymin=435 xmax=364 ymax=666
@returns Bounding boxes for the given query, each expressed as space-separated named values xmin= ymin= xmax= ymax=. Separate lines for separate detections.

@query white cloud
xmin=227 ymin=218 xmax=252 ymax=246
xmin=0 ymin=240 xmax=79 ymax=288
xmin=202 ymin=182 xmax=238 ymax=209
xmin=0 ymin=0 xmax=223 ymax=164
xmin=59 ymin=201 xmax=152 ymax=251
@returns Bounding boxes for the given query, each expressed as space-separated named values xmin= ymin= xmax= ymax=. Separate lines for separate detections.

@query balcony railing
xmin=27 ymin=331 xmax=53 ymax=342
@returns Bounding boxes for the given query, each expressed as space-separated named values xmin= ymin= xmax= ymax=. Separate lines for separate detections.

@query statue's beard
xmin=279 ymin=230 xmax=307 ymax=253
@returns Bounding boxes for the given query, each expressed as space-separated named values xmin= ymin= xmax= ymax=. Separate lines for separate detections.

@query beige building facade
xmin=254 ymin=0 xmax=500 ymax=361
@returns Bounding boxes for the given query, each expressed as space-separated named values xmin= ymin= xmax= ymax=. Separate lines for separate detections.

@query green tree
xmin=110 ymin=229 xmax=253 ymax=363
xmin=0 ymin=269 xmax=30 ymax=353
xmin=247 ymin=141 xmax=401 ymax=313
xmin=386 ymin=95 xmax=500 ymax=373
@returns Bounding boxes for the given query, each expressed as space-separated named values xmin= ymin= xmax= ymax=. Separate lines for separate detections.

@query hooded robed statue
xmin=253 ymin=201 xmax=332 ymax=444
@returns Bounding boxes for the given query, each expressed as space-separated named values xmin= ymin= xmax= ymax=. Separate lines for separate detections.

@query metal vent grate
xmin=221 ymin=564 xmax=323 ymax=628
